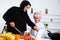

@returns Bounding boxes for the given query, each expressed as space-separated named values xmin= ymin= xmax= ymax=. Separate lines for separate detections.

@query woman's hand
xmin=10 ymin=22 xmax=15 ymax=28
xmin=33 ymin=26 xmax=39 ymax=32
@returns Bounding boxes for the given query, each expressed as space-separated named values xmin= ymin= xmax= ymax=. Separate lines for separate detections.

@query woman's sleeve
xmin=3 ymin=7 xmax=14 ymax=24
xmin=25 ymin=14 xmax=36 ymax=29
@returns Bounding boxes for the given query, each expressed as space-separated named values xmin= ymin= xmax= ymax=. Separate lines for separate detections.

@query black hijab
xmin=20 ymin=0 xmax=31 ymax=11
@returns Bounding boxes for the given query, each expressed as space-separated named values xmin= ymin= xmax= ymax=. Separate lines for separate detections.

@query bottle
xmin=31 ymin=8 xmax=33 ymax=14
xmin=2 ymin=24 xmax=8 ymax=33
xmin=45 ymin=8 xmax=48 ymax=14
xmin=3 ymin=29 xmax=8 ymax=33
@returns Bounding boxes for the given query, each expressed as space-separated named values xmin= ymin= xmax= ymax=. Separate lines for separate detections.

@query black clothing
xmin=3 ymin=6 xmax=35 ymax=34
xmin=48 ymin=32 xmax=60 ymax=40
xmin=20 ymin=0 xmax=31 ymax=10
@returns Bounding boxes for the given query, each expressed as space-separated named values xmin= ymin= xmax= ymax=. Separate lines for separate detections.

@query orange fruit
xmin=29 ymin=37 xmax=35 ymax=40
xmin=24 ymin=36 xmax=29 ymax=40
xmin=15 ymin=34 xmax=20 ymax=40
xmin=25 ymin=32 xmax=30 ymax=36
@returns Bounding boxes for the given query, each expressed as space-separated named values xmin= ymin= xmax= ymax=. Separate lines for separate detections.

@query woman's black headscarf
xmin=20 ymin=0 xmax=31 ymax=10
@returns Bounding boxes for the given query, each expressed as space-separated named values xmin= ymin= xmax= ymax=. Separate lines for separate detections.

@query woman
xmin=3 ymin=0 xmax=39 ymax=34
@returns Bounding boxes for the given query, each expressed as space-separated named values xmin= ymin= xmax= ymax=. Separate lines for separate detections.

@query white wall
xmin=28 ymin=0 xmax=60 ymax=33
xmin=0 ymin=0 xmax=60 ymax=33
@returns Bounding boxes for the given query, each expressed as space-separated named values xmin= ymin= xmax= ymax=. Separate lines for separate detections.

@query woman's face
xmin=23 ymin=5 xmax=31 ymax=12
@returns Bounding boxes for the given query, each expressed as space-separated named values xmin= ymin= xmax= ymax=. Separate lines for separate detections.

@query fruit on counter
xmin=0 ymin=32 xmax=15 ymax=40
xmin=24 ymin=35 xmax=35 ymax=40
xmin=0 ymin=32 xmax=35 ymax=40
xmin=24 ymin=32 xmax=35 ymax=40
xmin=29 ymin=37 xmax=35 ymax=40
xmin=24 ymin=36 xmax=29 ymax=40
xmin=15 ymin=34 xmax=20 ymax=40
xmin=0 ymin=33 xmax=7 ymax=39
xmin=6 ymin=34 xmax=15 ymax=40
xmin=0 ymin=37 xmax=5 ymax=40
xmin=24 ymin=32 xmax=30 ymax=36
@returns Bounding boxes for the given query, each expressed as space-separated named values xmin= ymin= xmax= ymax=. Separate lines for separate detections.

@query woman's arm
xmin=25 ymin=13 xmax=39 ymax=31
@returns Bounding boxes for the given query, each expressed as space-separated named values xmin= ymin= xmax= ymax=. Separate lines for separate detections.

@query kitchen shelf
xmin=41 ymin=14 xmax=60 ymax=16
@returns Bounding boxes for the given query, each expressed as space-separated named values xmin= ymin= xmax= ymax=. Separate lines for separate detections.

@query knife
xmin=14 ymin=27 xmax=22 ymax=34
